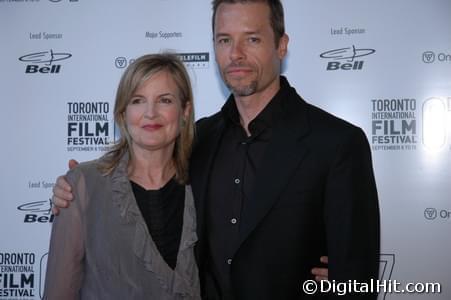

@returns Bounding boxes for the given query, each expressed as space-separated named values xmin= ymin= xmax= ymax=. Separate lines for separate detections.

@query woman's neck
xmin=128 ymin=144 xmax=175 ymax=190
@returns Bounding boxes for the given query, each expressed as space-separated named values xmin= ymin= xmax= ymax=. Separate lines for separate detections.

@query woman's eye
xmin=130 ymin=98 xmax=144 ymax=104
xmin=159 ymin=97 xmax=173 ymax=104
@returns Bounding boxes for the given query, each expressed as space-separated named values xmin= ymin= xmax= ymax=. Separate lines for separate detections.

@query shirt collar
xmin=220 ymin=76 xmax=290 ymax=136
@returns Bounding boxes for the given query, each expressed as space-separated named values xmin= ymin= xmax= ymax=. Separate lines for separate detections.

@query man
xmin=53 ymin=1 xmax=380 ymax=299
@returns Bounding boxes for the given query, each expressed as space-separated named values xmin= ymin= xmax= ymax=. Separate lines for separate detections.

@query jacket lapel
xmin=190 ymin=116 xmax=226 ymax=246
xmin=237 ymin=95 xmax=311 ymax=251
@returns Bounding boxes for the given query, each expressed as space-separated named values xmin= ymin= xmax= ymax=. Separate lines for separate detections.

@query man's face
xmin=213 ymin=2 xmax=288 ymax=97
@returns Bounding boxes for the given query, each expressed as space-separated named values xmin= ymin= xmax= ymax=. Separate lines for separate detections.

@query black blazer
xmin=190 ymin=78 xmax=380 ymax=300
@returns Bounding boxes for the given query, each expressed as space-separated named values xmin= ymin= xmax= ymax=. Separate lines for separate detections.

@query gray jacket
xmin=44 ymin=153 xmax=200 ymax=299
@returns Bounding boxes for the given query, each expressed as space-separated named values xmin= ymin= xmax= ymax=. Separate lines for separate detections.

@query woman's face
xmin=124 ymin=70 xmax=189 ymax=153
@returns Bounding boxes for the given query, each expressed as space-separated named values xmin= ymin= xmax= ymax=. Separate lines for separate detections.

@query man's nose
xmin=230 ymin=40 xmax=245 ymax=61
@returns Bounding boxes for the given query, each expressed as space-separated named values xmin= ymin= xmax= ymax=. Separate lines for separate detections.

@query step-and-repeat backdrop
xmin=1 ymin=0 xmax=450 ymax=299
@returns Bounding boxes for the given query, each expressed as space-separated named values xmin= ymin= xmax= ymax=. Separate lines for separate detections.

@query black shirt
xmin=206 ymin=77 xmax=287 ymax=298
xmin=131 ymin=178 xmax=185 ymax=270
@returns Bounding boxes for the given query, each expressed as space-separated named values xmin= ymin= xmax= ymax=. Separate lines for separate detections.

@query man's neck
xmin=234 ymin=77 xmax=281 ymax=136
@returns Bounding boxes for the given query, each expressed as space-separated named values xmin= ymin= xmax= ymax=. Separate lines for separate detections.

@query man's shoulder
xmin=304 ymin=100 xmax=362 ymax=136
xmin=195 ymin=111 xmax=223 ymax=138
xmin=283 ymin=80 xmax=360 ymax=135
xmin=196 ymin=111 xmax=222 ymax=129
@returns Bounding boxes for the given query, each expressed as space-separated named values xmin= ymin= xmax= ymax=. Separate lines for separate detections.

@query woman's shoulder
xmin=66 ymin=158 xmax=104 ymax=185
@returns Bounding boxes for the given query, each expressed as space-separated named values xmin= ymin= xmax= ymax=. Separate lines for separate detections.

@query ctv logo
xmin=320 ymin=45 xmax=375 ymax=71
xmin=18 ymin=49 xmax=72 ymax=74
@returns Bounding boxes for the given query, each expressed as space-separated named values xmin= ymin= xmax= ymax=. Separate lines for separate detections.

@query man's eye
xmin=248 ymin=37 xmax=260 ymax=43
xmin=217 ymin=38 xmax=230 ymax=44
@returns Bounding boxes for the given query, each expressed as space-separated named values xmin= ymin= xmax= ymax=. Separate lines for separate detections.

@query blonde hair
xmin=100 ymin=53 xmax=195 ymax=183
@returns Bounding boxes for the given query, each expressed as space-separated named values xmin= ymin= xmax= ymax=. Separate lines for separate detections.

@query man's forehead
xmin=216 ymin=1 xmax=269 ymax=14
xmin=214 ymin=2 xmax=270 ymax=28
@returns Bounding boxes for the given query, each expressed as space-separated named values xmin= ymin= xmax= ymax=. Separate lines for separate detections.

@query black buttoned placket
xmin=205 ymin=86 xmax=286 ymax=299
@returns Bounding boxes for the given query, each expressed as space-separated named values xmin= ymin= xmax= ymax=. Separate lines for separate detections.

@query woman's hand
xmin=311 ymin=256 xmax=328 ymax=281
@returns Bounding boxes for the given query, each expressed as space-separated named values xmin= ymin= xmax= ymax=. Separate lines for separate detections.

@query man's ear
xmin=277 ymin=33 xmax=289 ymax=59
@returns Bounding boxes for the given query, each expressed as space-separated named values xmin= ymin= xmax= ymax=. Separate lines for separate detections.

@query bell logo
xmin=424 ymin=208 xmax=437 ymax=220
xmin=17 ymin=200 xmax=55 ymax=223
xmin=25 ymin=65 xmax=61 ymax=74
xmin=18 ymin=49 xmax=72 ymax=74
xmin=320 ymin=45 xmax=375 ymax=71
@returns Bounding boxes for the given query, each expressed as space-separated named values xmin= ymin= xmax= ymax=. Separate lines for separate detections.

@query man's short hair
xmin=211 ymin=0 xmax=285 ymax=46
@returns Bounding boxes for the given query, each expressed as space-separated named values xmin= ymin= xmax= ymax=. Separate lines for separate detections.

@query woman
xmin=44 ymin=53 xmax=200 ymax=299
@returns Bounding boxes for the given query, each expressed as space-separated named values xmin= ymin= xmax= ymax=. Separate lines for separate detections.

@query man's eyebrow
xmin=215 ymin=32 xmax=230 ymax=38
xmin=215 ymin=30 xmax=262 ymax=37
